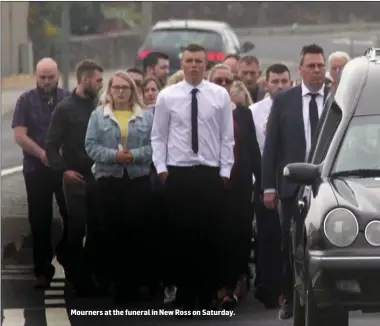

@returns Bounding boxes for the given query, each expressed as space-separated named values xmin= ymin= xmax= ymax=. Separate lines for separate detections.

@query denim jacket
xmin=85 ymin=103 xmax=153 ymax=180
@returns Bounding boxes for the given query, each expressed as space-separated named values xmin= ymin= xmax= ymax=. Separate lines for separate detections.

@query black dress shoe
xmin=198 ymin=293 xmax=215 ymax=310
xmin=255 ymin=286 xmax=279 ymax=309
xmin=74 ymin=281 xmax=108 ymax=298
xmin=278 ymin=300 xmax=293 ymax=320
xmin=34 ymin=275 xmax=52 ymax=289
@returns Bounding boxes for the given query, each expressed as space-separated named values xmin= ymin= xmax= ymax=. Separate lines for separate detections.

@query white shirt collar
xmin=182 ymin=79 xmax=206 ymax=93
xmin=301 ymin=81 xmax=325 ymax=97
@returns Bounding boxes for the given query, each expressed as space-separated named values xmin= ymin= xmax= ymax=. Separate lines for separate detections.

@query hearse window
xmin=333 ymin=115 xmax=380 ymax=173
xmin=310 ymin=100 xmax=342 ymax=164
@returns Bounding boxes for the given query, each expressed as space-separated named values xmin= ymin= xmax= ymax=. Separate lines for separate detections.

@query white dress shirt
xmin=249 ymin=95 xmax=273 ymax=155
xmin=151 ymin=79 xmax=235 ymax=178
xmin=264 ymin=82 xmax=325 ymax=195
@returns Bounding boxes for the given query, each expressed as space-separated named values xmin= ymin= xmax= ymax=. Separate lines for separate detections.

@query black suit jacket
xmin=262 ymin=85 xmax=329 ymax=199
xmin=233 ymin=104 xmax=262 ymax=199
xmin=249 ymin=85 xmax=266 ymax=103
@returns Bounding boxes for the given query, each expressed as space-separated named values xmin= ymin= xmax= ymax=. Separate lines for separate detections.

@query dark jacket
xmin=45 ymin=89 xmax=97 ymax=176
xmin=262 ymin=85 xmax=329 ymax=198
xmin=249 ymin=85 xmax=266 ymax=103
xmin=228 ymin=104 xmax=262 ymax=201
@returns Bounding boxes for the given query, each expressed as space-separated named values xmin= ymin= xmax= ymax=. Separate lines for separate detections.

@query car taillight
xmin=207 ymin=52 xmax=225 ymax=62
xmin=139 ymin=50 xmax=151 ymax=59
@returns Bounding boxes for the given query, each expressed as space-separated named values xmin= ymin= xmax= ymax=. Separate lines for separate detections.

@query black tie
xmin=191 ymin=88 xmax=199 ymax=154
xmin=309 ymin=93 xmax=319 ymax=138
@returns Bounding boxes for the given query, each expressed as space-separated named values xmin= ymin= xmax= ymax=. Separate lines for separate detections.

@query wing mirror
xmin=241 ymin=41 xmax=255 ymax=53
xmin=283 ymin=163 xmax=320 ymax=186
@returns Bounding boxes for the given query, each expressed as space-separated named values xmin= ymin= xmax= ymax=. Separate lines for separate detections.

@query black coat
xmin=232 ymin=104 xmax=262 ymax=200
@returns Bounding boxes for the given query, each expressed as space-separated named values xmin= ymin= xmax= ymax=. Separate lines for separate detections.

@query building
xmin=1 ymin=2 xmax=30 ymax=77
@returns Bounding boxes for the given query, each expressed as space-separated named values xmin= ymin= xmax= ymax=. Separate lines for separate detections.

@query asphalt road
xmin=2 ymin=30 xmax=380 ymax=326
xmin=2 ymin=251 xmax=380 ymax=326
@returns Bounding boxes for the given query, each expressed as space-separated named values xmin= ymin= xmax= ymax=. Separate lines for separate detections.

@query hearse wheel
xmin=305 ymin=279 xmax=348 ymax=326
xmin=293 ymin=280 xmax=305 ymax=326
xmin=292 ymin=274 xmax=349 ymax=326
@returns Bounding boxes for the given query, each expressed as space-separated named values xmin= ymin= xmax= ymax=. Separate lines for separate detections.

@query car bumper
xmin=308 ymin=250 xmax=380 ymax=312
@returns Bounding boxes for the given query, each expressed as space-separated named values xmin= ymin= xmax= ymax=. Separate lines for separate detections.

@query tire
xmin=293 ymin=266 xmax=349 ymax=326
xmin=293 ymin=283 xmax=305 ymax=326
xmin=305 ymin=279 xmax=349 ymax=326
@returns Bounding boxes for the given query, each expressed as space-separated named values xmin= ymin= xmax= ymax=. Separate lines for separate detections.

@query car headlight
xmin=323 ymin=208 xmax=359 ymax=247
xmin=365 ymin=220 xmax=380 ymax=246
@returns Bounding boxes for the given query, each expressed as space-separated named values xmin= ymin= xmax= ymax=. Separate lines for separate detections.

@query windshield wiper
xmin=331 ymin=169 xmax=380 ymax=178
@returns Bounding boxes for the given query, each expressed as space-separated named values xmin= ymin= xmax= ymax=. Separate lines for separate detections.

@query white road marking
xmin=45 ymin=290 xmax=64 ymax=296
xmin=50 ymin=282 xmax=65 ymax=288
xmin=2 ymin=309 xmax=25 ymax=326
xmin=1 ymin=165 xmax=23 ymax=177
xmin=43 ymin=257 xmax=70 ymax=324
xmin=2 ymin=258 xmax=70 ymax=325
xmin=45 ymin=308 xmax=71 ymax=326
xmin=4 ymin=264 xmax=33 ymax=270
xmin=44 ymin=298 xmax=66 ymax=305
xmin=1 ymin=264 xmax=35 ymax=280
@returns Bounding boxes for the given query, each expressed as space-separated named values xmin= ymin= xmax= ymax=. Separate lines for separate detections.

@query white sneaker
xmin=164 ymin=286 xmax=177 ymax=304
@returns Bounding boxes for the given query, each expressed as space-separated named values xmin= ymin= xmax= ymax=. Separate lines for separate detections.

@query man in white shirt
xmin=151 ymin=43 xmax=234 ymax=314
xmin=249 ymin=63 xmax=292 ymax=309
xmin=262 ymin=44 xmax=329 ymax=320
xmin=250 ymin=63 xmax=292 ymax=155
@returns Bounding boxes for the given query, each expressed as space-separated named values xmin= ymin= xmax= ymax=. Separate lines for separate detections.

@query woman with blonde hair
xmin=142 ymin=76 xmax=161 ymax=107
xmin=230 ymin=80 xmax=254 ymax=107
xmin=85 ymin=70 xmax=154 ymax=304
xmin=167 ymin=70 xmax=184 ymax=86
xmin=209 ymin=64 xmax=261 ymax=310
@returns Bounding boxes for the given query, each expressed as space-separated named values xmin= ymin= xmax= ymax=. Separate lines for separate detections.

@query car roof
xmin=335 ymin=48 xmax=380 ymax=117
xmin=152 ymin=19 xmax=229 ymax=34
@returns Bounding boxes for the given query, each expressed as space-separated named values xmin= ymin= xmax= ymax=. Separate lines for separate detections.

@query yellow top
xmin=113 ymin=110 xmax=134 ymax=149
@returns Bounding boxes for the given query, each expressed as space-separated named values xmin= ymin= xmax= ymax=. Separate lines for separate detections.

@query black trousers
xmin=220 ymin=185 xmax=252 ymax=291
xmin=165 ymin=165 xmax=224 ymax=305
xmin=62 ymin=174 xmax=102 ymax=286
xmin=23 ymin=165 xmax=67 ymax=278
xmin=254 ymin=201 xmax=282 ymax=294
xmin=278 ymin=196 xmax=296 ymax=301
xmin=97 ymin=173 xmax=151 ymax=295
xmin=149 ymin=189 xmax=173 ymax=287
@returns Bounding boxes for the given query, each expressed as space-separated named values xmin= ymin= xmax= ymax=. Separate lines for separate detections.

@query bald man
xmin=12 ymin=57 xmax=70 ymax=289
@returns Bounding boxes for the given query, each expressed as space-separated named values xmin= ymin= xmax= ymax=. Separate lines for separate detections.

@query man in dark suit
xmin=262 ymin=44 xmax=329 ymax=320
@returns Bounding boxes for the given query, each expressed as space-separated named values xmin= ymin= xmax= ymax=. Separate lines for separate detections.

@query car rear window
xmin=143 ymin=29 xmax=223 ymax=50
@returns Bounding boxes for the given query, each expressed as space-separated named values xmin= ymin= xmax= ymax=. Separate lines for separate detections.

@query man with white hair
xmin=328 ymin=51 xmax=351 ymax=85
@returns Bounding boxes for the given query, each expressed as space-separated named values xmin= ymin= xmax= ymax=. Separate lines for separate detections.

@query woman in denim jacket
xmin=85 ymin=70 xmax=153 ymax=304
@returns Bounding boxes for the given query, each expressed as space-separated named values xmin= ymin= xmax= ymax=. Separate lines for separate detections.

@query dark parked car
xmin=135 ymin=19 xmax=255 ymax=74
xmin=284 ymin=48 xmax=380 ymax=326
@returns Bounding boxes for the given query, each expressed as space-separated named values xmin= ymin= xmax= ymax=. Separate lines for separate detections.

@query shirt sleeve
xmin=219 ymin=89 xmax=235 ymax=178
xmin=12 ymin=94 xmax=29 ymax=129
xmin=151 ymin=92 xmax=170 ymax=174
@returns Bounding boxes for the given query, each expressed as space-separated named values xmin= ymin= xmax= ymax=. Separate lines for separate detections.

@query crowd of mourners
xmin=12 ymin=43 xmax=350 ymax=319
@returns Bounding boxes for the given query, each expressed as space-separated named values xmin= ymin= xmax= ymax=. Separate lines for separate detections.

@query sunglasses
xmin=214 ymin=78 xmax=233 ymax=86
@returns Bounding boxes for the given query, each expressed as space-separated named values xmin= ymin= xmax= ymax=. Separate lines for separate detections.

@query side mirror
xmin=241 ymin=41 xmax=255 ymax=53
xmin=283 ymin=163 xmax=320 ymax=185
